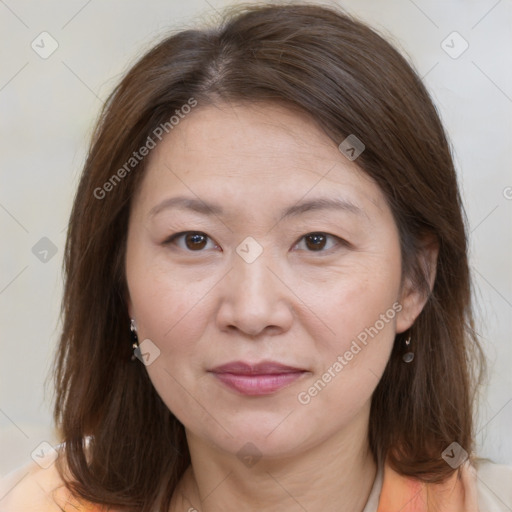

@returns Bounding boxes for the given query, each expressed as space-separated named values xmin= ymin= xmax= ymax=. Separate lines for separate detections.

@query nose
xmin=215 ymin=246 xmax=294 ymax=338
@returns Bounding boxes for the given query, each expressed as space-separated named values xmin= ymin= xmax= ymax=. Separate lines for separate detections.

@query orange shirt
xmin=1 ymin=454 xmax=511 ymax=511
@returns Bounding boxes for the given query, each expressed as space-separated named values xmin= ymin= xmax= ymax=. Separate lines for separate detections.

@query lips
xmin=209 ymin=361 xmax=307 ymax=395
xmin=211 ymin=361 xmax=304 ymax=375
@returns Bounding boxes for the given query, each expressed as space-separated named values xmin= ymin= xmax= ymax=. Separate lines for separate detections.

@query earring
xmin=402 ymin=335 xmax=414 ymax=363
xmin=130 ymin=318 xmax=139 ymax=361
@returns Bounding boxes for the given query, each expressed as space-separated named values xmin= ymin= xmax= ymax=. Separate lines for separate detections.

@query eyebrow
xmin=148 ymin=195 xmax=364 ymax=222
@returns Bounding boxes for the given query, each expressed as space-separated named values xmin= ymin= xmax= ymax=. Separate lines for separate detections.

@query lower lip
xmin=211 ymin=372 xmax=305 ymax=395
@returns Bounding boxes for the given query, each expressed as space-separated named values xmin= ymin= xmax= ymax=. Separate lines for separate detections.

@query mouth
xmin=208 ymin=361 xmax=308 ymax=396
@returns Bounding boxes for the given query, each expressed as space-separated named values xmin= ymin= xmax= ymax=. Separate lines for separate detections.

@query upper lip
xmin=210 ymin=361 xmax=305 ymax=375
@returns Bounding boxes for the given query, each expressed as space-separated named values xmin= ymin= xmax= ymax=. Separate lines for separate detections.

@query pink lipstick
xmin=209 ymin=361 xmax=306 ymax=396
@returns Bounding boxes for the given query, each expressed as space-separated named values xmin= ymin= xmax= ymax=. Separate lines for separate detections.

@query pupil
xmin=186 ymin=233 xmax=206 ymax=250
xmin=307 ymin=233 xmax=325 ymax=251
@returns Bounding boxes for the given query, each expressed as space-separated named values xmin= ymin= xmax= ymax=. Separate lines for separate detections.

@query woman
xmin=1 ymin=2 xmax=511 ymax=511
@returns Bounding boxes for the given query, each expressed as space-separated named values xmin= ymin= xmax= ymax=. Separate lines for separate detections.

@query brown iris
xmin=184 ymin=232 xmax=208 ymax=250
xmin=304 ymin=233 xmax=327 ymax=251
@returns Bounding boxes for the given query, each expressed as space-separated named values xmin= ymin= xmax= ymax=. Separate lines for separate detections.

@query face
xmin=125 ymin=101 xmax=425 ymax=459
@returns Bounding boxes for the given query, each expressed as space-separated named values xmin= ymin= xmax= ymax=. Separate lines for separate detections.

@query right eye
xmin=163 ymin=231 xmax=219 ymax=252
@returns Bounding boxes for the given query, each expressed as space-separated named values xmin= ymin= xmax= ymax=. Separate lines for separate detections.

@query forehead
xmin=153 ymin=102 xmax=344 ymax=173
xmin=134 ymin=102 xmax=387 ymax=217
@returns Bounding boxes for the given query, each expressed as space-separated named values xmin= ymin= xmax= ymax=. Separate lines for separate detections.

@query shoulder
xmin=0 ymin=444 xmax=105 ymax=512
xmin=473 ymin=457 xmax=512 ymax=511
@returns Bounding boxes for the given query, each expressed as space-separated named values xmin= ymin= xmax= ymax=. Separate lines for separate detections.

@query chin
xmin=192 ymin=412 xmax=319 ymax=460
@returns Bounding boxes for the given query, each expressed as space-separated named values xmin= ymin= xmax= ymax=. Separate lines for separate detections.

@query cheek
xmin=300 ymin=247 xmax=402 ymax=341
xmin=126 ymin=234 xmax=213 ymax=331
xmin=127 ymin=265 xmax=214 ymax=424
xmin=293 ymin=275 xmax=401 ymax=418
xmin=298 ymin=253 xmax=402 ymax=404
xmin=129 ymin=268 xmax=211 ymax=352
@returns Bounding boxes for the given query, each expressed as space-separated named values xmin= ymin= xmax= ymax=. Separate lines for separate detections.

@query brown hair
xmin=52 ymin=2 xmax=488 ymax=510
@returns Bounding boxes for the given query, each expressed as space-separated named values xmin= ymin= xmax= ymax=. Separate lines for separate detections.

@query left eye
xmin=293 ymin=232 xmax=342 ymax=252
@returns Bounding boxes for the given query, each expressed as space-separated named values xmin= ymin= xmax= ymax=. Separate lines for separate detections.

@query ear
xmin=395 ymin=234 xmax=439 ymax=334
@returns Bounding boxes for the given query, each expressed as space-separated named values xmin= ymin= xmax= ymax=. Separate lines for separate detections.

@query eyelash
xmin=163 ymin=231 xmax=347 ymax=254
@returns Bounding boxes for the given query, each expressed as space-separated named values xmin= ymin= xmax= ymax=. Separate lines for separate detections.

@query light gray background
xmin=1 ymin=0 xmax=511 ymax=475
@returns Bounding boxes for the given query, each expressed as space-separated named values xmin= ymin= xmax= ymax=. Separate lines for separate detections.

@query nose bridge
xmin=232 ymin=238 xmax=279 ymax=302
xmin=216 ymin=237 xmax=292 ymax=335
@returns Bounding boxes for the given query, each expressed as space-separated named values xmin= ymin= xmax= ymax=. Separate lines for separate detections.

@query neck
xmin=170 ymin=407 xmax=378 ymax=512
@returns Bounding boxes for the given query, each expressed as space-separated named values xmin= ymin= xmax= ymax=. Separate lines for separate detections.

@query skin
xmin=125 ymin=101 xmax=437 ymax=512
